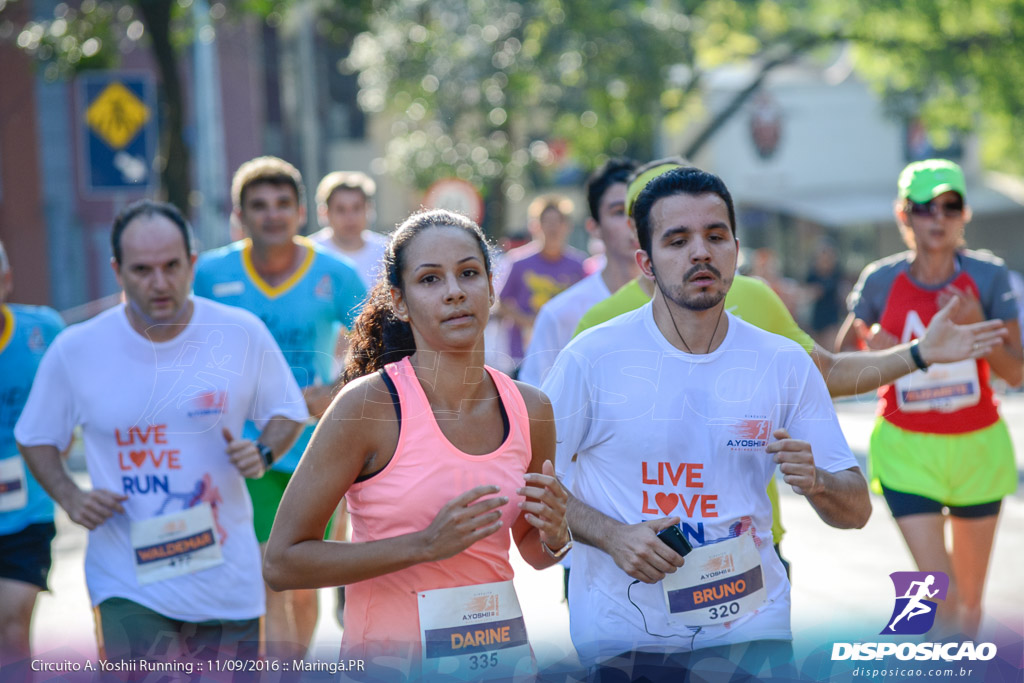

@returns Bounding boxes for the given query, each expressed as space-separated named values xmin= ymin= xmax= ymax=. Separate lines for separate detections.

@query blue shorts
xmin=880 ymin=485 xmax=1002 ymax=519
xmin=0 ymin=521 xmax=55 ymax=590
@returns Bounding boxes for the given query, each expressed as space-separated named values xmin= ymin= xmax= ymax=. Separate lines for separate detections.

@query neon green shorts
xmin=868 ymin=417 xmax=1017 ymax=506
xmin=246 ymin=470 xmax=334 ymax=544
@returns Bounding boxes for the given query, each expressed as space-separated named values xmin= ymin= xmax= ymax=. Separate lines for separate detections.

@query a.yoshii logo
xmin=725 ymin=419 xmax=771 ymax=450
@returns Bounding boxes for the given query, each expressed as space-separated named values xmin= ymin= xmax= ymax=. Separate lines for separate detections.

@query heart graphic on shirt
xmin=129 ymin=450 xmax=148 ymax=468
xmin=655 ymin=492 xmax=679 ymax=515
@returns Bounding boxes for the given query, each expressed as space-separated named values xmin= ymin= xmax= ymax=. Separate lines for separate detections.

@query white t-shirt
xmin=15 ymin=298 xmax=308 ymax=621
xmin=518 ymin=271 xmax=611 ymax=387
xmin=309 ymin=227 xmax=388 ymax=290
xmin=542 ymin=303 xmax=857 ymax=664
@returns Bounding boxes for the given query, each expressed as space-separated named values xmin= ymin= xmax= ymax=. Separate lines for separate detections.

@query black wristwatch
xmin=256 ymin=441 xmax=275 ymax=468
xmin=909 ymin=339 xmax=929 ymax=372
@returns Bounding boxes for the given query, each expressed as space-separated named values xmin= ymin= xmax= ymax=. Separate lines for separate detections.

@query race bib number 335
xmin=418 ymin=580 xmax=534 ymax=680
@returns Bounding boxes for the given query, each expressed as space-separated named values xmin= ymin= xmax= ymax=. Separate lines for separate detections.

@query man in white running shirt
xmin=542 ymin=167 xmax=871 ymax=679
xmin=15 ymin=200 xmax=307 ymax=664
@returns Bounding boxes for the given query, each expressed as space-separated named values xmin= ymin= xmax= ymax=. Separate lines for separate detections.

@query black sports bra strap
xmin=352 ymin=369 xmax=402 ymax=484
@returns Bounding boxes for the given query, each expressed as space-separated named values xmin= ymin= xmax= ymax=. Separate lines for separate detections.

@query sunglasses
xmin=907 ymin=199 xmax=964 ymax=218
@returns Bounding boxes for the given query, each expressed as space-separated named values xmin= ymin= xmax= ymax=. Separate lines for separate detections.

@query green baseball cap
xmin=897 ymin=159 xmax=967 ymax=203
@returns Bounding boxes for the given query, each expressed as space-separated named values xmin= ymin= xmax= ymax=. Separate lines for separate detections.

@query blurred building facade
xmin=0 ymin=1 xmax=378 ymax=316
xmin=680 ymin=58 xmax=1024 ymax=309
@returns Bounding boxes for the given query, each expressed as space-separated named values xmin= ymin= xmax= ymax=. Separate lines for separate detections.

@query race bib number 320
xmin=662 ymin=532 xmax=767 ymax=626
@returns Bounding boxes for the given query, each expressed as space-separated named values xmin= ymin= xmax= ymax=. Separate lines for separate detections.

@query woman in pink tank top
xmin=264 ymin=209 xmax=571 ymax=675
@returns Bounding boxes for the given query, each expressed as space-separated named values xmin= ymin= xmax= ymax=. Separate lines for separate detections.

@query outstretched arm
xmin=816 ymin=298 xmax=1007 ymax=397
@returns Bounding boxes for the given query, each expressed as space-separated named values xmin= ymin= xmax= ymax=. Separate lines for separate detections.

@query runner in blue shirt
xmin=0 ymin=240 xmax=64 ymax=663
xmin=193 ymin=156 xmax=366 ymax=659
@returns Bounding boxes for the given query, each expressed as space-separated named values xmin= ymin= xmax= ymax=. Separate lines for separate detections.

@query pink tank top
xmin=342 ymin=357 xmax=532 ymax=656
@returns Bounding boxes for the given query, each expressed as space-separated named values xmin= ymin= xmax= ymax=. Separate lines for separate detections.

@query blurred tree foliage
xmin=1 ymin=0 xmax=374 ymax=213
xmin=5 ymin=0 xmax=1022 ymax=220
xmin=846 ymin=0 xmax=1024 ymax=176
xmin=349 ymin=0 xmax=1023 ymax=227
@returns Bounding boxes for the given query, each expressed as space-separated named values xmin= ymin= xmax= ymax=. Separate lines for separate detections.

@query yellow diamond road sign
xmin=85 ymin=81 xmax=150 ymax=149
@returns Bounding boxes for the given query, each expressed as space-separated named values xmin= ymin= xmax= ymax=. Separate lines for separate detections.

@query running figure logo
xmin=882 ymin=571 xmax=949 ymax=635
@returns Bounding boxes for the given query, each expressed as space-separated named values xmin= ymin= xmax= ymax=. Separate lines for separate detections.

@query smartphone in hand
xmin=657 ymin=525 xmax=693 ymax=557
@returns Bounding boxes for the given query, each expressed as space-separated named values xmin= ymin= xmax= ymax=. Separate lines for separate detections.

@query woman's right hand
xmin=417 ymin=485 xmax=508 ymax=562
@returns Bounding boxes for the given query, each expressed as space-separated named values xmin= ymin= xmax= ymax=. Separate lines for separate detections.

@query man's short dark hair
xmin=231 ymin=156 xmax=305 ymax=209
xmin=633 ymin=167 xmax=736 ymax=257
xmin=111 ymin=200 xmax=195 ymax=265
xmin=585 ymin=158 xmax=637 ymax=221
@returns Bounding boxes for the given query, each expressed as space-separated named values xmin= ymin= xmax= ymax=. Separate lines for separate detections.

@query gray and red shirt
xmin=847 ymin=249 xmax=1018 ymax=434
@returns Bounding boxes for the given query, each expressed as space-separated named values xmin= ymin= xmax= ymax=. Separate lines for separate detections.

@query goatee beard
xmin=677 ymin=289 xmax=726 ymax=311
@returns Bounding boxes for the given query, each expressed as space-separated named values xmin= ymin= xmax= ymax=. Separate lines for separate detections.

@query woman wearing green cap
xmin=839 ymin=158 xmax=1022 ymax=638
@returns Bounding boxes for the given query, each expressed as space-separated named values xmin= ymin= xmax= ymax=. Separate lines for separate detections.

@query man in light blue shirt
xmin=0 ymin=240 xmax=65 ymax=664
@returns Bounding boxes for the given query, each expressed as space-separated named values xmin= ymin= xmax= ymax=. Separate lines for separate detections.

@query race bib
xmin=418 ymin=580 xmax=534 ymax=680
xmin=662 ymin=532 xmax=767 ymax=627
xmin=0 ymin=456 xmax=28 ymax=512
xmin=894 ymin=359 xmax=980 ymax=413
xmin=130 ymin=503 xmax=223 ymax=585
